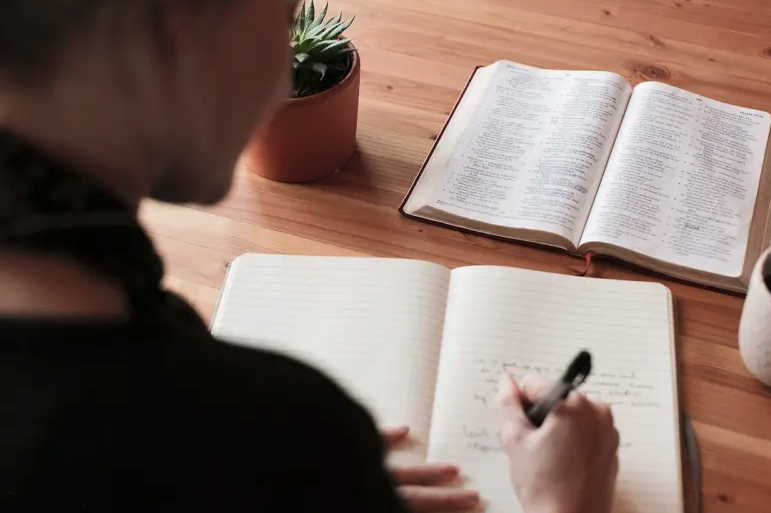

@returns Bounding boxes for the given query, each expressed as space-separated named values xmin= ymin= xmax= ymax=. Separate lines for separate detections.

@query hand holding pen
xmin=495 ymin=352 xmax=620 ymax=513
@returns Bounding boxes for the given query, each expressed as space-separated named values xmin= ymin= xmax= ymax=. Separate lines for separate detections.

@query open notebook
xmin=210 ymin=255 xmax=683 ymax=513
xmin=401 ymin=61 xmax=771 ymax=293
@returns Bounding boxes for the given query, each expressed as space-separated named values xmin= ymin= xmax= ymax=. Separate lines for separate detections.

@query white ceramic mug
xmin=739 ymin=247 xmax=771 ymax=387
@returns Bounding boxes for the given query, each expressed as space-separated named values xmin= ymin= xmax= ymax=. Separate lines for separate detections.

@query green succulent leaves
xmin=291 ymin=1 xmax=356 ymax=98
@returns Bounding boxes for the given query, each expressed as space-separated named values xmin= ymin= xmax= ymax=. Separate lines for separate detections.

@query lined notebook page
xmin=428 ymin=267 xmax=681 ymax=513
xmin=210 ymin=255 xmax=451 ymax=462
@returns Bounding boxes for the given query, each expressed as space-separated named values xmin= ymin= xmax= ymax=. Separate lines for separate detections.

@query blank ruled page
xmin=210 ymin=255 xmax=451 ymax=462
xmin=428 ymin=267 xmax=682 ymax=513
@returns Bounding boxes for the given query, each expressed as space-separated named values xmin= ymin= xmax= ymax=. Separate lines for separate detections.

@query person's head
xmin=0 ymin=0 xmax=299 ymax=205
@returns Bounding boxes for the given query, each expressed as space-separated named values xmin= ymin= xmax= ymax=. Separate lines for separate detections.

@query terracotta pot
xmin=244 ymin=50 xmax=361 ymax=183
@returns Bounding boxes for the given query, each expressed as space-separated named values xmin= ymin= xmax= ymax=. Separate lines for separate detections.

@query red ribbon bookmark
xmin=579 ymin=252 xmax=593 ymax=277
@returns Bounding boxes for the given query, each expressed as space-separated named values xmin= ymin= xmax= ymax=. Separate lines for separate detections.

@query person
xmin=0 ymin=1 xmax=619 ymax=512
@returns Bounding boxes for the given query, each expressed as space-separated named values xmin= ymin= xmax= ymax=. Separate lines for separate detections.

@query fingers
xmin=390 ymin=463 xmax=459 ymax=486
xmin=496 ymin=374 xmax=536 ymax=452
xmin=598 ymin=402 xmax=616 ymax=426
xmin=518 ymin=374 xmax=554 ymax=404
xmin=564 ymin=388 xmax=589 ymax=409
xmin=389 ymin=458 xmax=478 ymax=512
xmin=495 ymin=373 xmax=520 ymax=407
xmin=561 ymin=391 xmax=615 ymax=427
xmin=383 ymin=428 xmax=480 ymax=511
xmin=605 ymin=456 xmax=620 ymax=513
xmin=399 ymin=486 xmax=480 ymax=512
xmin=496 ymin=374 xmax=533 ymax=430
xmin=546 ymin=392 xmax=619 ymax=448
xmin=499 ymin=374 xmax=620 ymax=462
xmin=589 ymin=402 xmax=619 ymax=456
xmin=382 ymin=426 xmax=410 ymax=449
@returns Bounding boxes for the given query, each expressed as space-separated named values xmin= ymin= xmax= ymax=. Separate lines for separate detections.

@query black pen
xmin=525 ymin=351 xmax=593 ymax=428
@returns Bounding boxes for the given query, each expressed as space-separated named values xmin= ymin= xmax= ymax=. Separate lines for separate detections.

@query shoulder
xmin=163 ymin=335 xmax=385 ymax=461
xmin=186 ymin=337 xmax=363 ymax=409
xmin=158 ymin=338 xmax=404 ymax=510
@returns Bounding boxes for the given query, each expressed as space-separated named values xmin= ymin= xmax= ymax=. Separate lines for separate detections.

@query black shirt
xmin=0 ymin=132 xmax=408 ymax=511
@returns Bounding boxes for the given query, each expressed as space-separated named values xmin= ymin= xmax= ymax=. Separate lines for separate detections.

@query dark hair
xmin=0 ymin=0 xmax=235 ymax=83
xmin=0 ymin=1 xmax=193 ymax=83
xmin=0 ymin=1 xmax=107 ymax=81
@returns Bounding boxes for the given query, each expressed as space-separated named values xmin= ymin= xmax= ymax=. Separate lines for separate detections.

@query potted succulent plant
xmin=244 ymin=1 xmax=360 ymax=182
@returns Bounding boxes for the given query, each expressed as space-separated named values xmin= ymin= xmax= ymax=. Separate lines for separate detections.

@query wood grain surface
xmin=139 ymin=1 xmax=771 ymax=511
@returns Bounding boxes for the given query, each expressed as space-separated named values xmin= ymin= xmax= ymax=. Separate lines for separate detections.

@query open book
xmin=211 ymin=254 xmax=683 ymax=513
xmin=400 ymin=61 xmax=771 ymax=293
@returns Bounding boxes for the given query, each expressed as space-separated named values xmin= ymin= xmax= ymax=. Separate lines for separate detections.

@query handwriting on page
xmin=474 ymin=358 xmax=658 ymax=408
xmin=426 ymin=267 xmax=682 ymax=513
xmin=462 ymin=357 xmax=655 ymax=455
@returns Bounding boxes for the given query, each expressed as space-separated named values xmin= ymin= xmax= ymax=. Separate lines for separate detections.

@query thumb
xmin=495 ymin=373 xmax=534 ymax=431
xmin=382 ymin=426 xmax=410 ymax=449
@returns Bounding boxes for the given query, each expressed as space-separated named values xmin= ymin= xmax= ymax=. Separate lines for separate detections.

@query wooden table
xmin=140 ymin=0 xmax=771 ymax=511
